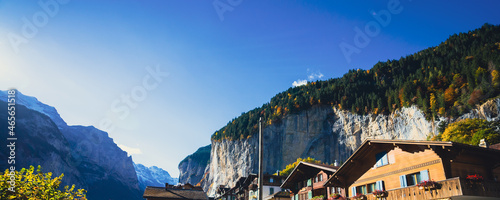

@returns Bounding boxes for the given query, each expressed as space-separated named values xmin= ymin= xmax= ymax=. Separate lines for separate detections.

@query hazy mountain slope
xmin=134 ymin=163 xmax=178 ymax=192
xmin=0 ymin=90 xmax=142 ymax=200
xmin=178 ymin=144 xmax=211 ymax=185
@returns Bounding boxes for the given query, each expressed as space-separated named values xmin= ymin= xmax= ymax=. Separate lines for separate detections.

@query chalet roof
xmin=490 ymin=143 xmax=500 ymax=150
xmin=281 ymin=161 xmax=339 ymax=190
xmin=143 ymin=186 xmax=208 ymax=200
xmin=266 ymin=191 xmax=291 ymax=199
xmin=323 ymin=139 xmax=500 ymax=188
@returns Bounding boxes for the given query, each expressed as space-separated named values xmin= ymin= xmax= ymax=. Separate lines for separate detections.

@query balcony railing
xmin=358 ymin=177 xmax=500 ymax=200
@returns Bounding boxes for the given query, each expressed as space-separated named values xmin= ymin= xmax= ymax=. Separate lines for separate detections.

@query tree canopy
xmin=0 ymin=166 xmax=87 ymax=200
xmin=433 ymin=118 xmax=500 ymax=145
xmin=212 ymin=24 xmax=500 ymax=141
xmin=276 ymin=157 xmax=323 ymax=177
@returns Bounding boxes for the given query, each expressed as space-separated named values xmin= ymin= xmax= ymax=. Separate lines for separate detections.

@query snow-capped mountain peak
xmin=133 ymin=163 xmax=179 ymax=192
xmin=0 ymin=90 xmax=67 ymax=128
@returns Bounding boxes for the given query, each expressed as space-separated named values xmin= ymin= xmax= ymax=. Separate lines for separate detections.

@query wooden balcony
xmin=360 ymin=177 xmax=500 ymax=200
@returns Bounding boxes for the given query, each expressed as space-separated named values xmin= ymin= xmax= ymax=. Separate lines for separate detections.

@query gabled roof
xmin=280 ymin=161 xmax=338 ymax=191
xmin=265 ymin=191 xmax=291 ymax=199
xmin=323 ymin=139 xmax=500 ymax=188
xmin=143 ymin=186 xmax=208 ymax=200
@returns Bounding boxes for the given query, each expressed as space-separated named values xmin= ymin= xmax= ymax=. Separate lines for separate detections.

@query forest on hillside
xmin=212 ymin=24 xmax=500 ymax=141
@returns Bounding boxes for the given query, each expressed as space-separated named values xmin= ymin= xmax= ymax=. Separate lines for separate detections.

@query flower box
xmin=328 ymin=193 xmax=341 ymax=200
xmin=417 ymin=180 xmax=437 ymax=190
xmin=372 ymin=190 xmax=387 ymax=198
xmin=351 ymin=194 xmax=366 ymax=200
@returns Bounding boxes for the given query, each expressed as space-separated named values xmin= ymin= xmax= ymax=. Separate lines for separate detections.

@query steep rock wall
xmin=204 ymin=99 xmax=500 ymax=196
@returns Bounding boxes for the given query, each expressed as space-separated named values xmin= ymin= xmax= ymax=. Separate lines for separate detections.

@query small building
xmin=218 ymin=174 xmax=287 ymax=200
xmin=247 ymin=174 xmax=287 ymax=200
xmin=143 ymin=183 xmax=208 ymax=200
xmin=281 ymin=162 xmax=343 ymax=200
xmin=265 ymin=191 xmax=292 ymax=200
xmin=324 ymin=139 xmax=500 ymax=200
xmin=215 ymin=177 xmax=250 ymax=200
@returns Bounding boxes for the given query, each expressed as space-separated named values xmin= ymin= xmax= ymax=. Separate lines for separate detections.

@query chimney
xmin=334 ymin=160 xmax=338 ymax=167
xmin=479 ymin=139 xmax=489 ymax=148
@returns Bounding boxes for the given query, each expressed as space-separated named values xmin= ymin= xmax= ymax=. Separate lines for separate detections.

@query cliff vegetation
xmin=212 ymin=24 xmax=500 ymax=141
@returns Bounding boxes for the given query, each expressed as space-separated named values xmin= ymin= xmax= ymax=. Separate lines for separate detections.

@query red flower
xmin=466 ymin=174 xmax=483 ymax=181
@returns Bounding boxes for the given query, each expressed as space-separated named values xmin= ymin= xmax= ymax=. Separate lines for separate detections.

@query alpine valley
xmin=178 ymin=24 xmax=500 ymax=196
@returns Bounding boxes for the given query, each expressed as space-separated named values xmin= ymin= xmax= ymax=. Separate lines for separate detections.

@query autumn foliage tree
xmin=276 ymin=157 xmax=323 ymax=177
xmin=211 ymin=24 xmax=500 ymax=141
xmin=0 ymin=166 xmax=87 ymax=200
xmin=433 ymin=118 xmax=500 ymax=145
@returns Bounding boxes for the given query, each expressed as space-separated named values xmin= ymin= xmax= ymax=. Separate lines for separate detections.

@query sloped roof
xmin=143 ymin=187 xmax=208 ymax=200
xmin=266 ymin=191 xmax=291 ymax=199
xmin=280 ymin=161 xmax=339 ymax=191
xmin=323 ymin=139 xmax=500 ymax=188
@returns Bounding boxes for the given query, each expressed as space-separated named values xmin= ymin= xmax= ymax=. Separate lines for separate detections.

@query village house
xmin=281 ymin=162 xmax=344 ymax=200
xmin=215 ymin=177 xmax=249 ymax=200
xmin=143 ymin=183 xmax=208 ymax=200
xmin=216 ymin=174 xmax=287 ymax=200
xmin=215 ymin=174 xmax=290 ymax=200
xmin=324 ymin=139 xmax=500 ymax=200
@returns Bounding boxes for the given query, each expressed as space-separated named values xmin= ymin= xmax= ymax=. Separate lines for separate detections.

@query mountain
xmin=134 ymin=163 xmax=179 ymax=192
xmin=211 ymin=24 xmax=500 ymax=142
xmin=178 ymin=144 xmax=211 ymax=185
xmin=0 ymin=90 xmax=142 ymax=200
xmin=175 ymin=24 xmax=500 ymax=196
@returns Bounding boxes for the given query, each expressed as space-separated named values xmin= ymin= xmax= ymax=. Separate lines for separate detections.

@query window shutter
xmin=420 ymin=170 xmax=429 ymax=182
xmin=375 ymin=180 xmax=384 ymax=190
xmin=400 ymin=175 xmax=407 ymax=188
xmin=382 ymin=153 xmax=388 ymax=165
xmin=351 ymin=187 xmax=357 ymax=196
xmin=308 ymin=191 xmax=312 ymax=199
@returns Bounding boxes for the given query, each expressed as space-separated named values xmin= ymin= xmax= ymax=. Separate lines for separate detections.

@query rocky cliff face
xmin=203 ymin=99 xmax=500 ymax=196
xmin=178 ymin=144 xmax=211 ymax=185
xmin=0 ymin=90 xmax=142 ymax=200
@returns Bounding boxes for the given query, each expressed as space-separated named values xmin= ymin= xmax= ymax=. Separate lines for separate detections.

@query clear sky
xmin=1 ymin=0 xmax=499 ymax=177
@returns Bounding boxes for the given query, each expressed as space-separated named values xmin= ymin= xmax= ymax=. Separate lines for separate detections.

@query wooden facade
xmin=281 ymin=162 xmax=344 ymax=200
xmin=324 ymin=139 xmax=500 ymax=199
xmin=143 ymin=184 xmax=208 ymax=200
xmin=217 ymin=174 xmax=287 ymax=200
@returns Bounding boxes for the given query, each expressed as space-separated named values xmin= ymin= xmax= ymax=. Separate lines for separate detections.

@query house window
xmin=319 ymin=174 xmax=323 ymax=182
xmin=375 ymin=151 xmax=389 ymax=167
xmin=352 ymin=181 xmax=385 ymax=196
xmin=270 ymin=187 xmax=274 ymax=195
xmin=400 ymin=170 xmax=429 ymax=188
xmin=315 ymin=176 xmax=318 ymax=183
xmin=270 ymin=178 xmax=274 ymax=183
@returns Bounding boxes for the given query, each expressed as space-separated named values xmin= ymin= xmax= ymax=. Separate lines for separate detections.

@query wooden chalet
xmin=143 ymin=183 xmax=208 ymax=200
xmin=281 ymin=162 xmax=343 ymax=200
xmin=216 ymin=174 xmax=287 ymax=200
xmin=324 ymin=139 xmax=500 ymax=200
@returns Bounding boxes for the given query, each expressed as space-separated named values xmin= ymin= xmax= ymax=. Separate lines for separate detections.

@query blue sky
xmin=1 ymin=0 xmax=499 ymax=177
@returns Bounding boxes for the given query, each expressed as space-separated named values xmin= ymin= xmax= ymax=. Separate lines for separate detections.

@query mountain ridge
xmin=0 ymin=90 xmax=142 ymax=200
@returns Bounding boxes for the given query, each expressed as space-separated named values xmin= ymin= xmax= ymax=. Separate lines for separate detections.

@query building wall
xmin=290 ymin=170 xmax=339 ymax=200
xmin=349 ymin=147 xmax=446 ymax=196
